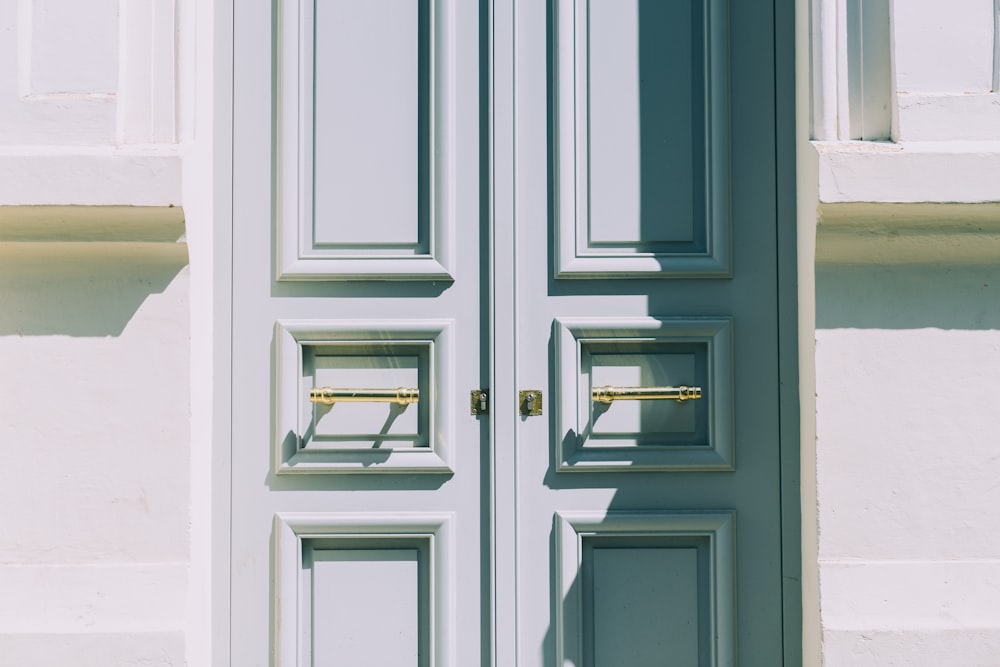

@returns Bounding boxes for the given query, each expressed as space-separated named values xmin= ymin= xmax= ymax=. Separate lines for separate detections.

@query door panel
xmin=554 ymin=317 xmax=734 ymax=470
xmin=232 ymin=0 xmax=482 ymax=664
xmin=276 ymin=0 xmax=457 ymax=280
xmin=553 ymin=0 xmax=732 ymax=278
xmin=274 ymin=513 xmax=453 ymax=666
xmin=510 ymin=0 xmax=783 ymax=664
xmin=555 ymin=512 xmax=735 ymax=666
xmin=274 ymin=320 xmax=456 ymax=473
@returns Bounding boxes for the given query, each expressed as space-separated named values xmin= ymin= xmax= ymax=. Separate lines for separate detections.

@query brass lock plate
xmin=471 ymin=389 xmax=489 ymax=415
xmin=519 ymin=390 xmax=543 ymax=416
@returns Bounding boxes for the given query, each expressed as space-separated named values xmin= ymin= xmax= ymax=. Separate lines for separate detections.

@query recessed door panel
xmin=312 ymin=0 xmax=423 ymax=249
xmin=274 ymin=513 xmax=453 ymax=667
xmin=587 ymin=0 xmax=699 ymax=247
xmin=276 ymin=0 xmax=455 ymax=280
xmin=589 ymin=547 xmax=700 ymax=666
xmin=555 ymin=317 xmax=734 ymax=471
xmin=311 ymin=549 xmax=423 ymax=665
xmin=555 ymin=512 xmax=735 ymax=667
xmin=554 ymin=0 xmax=732 ymax=278
xmin=274 ymin=320 xmax=454 ymax=473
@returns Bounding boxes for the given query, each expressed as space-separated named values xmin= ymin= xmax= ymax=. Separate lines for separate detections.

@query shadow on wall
xmin=0 ymin=244 xmax=188 ymax=337
xmin=816 ymin=264 xmax=1000 ymax=330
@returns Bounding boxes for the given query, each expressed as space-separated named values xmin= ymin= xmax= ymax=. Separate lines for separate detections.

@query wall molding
xmin=0 ymin=205 xmax=186 ymax=258
xmin=816 ymin=202 xmax=1000 ymax=264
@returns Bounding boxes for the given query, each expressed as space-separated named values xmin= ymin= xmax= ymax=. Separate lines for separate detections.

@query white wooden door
xmin=501 ymin=1 xmax=786 ymax=663
xmin=232 ymin=1 xmax=485 ymax=664
xmin=231 ymin=0 xmax=790 ymax=665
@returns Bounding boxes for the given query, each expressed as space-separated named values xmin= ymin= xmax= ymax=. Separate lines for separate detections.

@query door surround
xmin=202 ymin=0 xmax=805 ymax=663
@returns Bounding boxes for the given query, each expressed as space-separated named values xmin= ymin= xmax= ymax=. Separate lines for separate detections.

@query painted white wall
xmin=893 ymin=0 xmax=1000 ymax=141
xmin=0 ymin=1 xmax=194 ymax=665
xmin=0 ymin=0 xmax=181 ymax=205
xmin=812 ymin=0 xmax=1000 ymax=142
xmin=814 ymin=265 xmax=1000 ymax=664
xmin=0 ymin=246 xmax=190 ymax=666
xmin=808 ymin=0 xmax=1000 ymax=664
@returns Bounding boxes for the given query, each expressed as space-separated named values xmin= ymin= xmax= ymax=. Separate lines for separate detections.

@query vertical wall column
xmin=811 ymin=0 xmax=891 ymax=141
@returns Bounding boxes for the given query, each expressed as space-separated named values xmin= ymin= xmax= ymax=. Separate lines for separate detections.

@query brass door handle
xmin=592 ymin=385 xmax=702 ymax=404
xmin=309 ymin=387 xmax=419 ymax=406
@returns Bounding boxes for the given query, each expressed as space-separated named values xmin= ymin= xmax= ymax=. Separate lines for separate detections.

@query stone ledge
xmin=896 ymin=93 xmax=1000 ymax=142
xmin=816 ymin=202 xmax=1000 ymax=264
xmin=0 ymin=150 xmax=181 ymax=206
xmin=0 ymin=205 xmax=187 ymax=259
xmin=815 ymin=140 xmax=1000 ymax=204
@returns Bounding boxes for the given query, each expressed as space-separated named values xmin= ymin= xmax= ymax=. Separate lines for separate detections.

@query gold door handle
xmin=309 ymin=387 xmax=420 ymax=406
xmin=592 ymin=385 xmax=702 ymax=404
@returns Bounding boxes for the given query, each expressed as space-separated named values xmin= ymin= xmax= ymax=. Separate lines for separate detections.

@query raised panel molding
xmin=553 ymin=0 xmax=732 ymax=279
xmin=19 ymin=0 xmax=118 ymax=97
xmin=555 ymin=317 xmax=735 ymax=471
xmin=276 ymin=0 xmax=456 ymax=281
xmin=0 ymin=205 xmax=187 ymax=263
xmin=555 ymin=511 xmax=735 ymax=667
xmin=0 ymin=1 xmax=179 ymax=207
xmin=274 ymin=512 xmax=455 ymax=667
xmin=275 ymin=320 xmax=455 ymax=474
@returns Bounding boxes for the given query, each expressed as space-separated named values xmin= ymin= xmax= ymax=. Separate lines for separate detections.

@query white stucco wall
xmin=814 ymin=265 xmax=1000 ymax=664
xmin=809 ymin=0 xmax=1000 ymax=664
xmin=0 ymin=1 xmax=196 ymax=665
xmin=0 ymin=246 xmax=190 ymax=666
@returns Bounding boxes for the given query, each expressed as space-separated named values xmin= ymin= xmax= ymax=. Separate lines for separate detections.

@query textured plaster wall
xmin=0 ymin=250 xmax=190 ymax=666
xmin=815 ymin=265 xmax=1000 ymax=665
xmin=810 ymin=0 xmax=1000 ymax=664
xmin=0 ymin=1 xmax=194 ymax=665
xmin=0 ymin=0 xmax=182 ymax=205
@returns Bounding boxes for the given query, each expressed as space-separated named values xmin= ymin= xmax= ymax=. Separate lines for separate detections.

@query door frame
xmin=205 ymin=0 xmax=803 ymax=663
xmin=774 ymin=0 xmax=803 ymax=662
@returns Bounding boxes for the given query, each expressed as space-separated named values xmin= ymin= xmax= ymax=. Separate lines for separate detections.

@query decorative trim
xmin=815 ymin=141 xmax=1000 ymax=204
xmin=816 ymin=201 xmax=1000 ymax=264
xmin=554 ymin=510 xmax=735 ymax=667
xmin=274 ymin=319 xmax=455 ymax=473
xmin=275 ymin=0 xmax=456 ymax=280
xmin=274 ymin=512 xmax=455 ymax=666
xmin=555 ymin=316 xmax=734 ymax=471
xmin=0 ymin=205 xmax=185 ymax=242
xmin=553 ymin=0 xmax=731 ymax=278
xmin=119 ymin=0 xmax=177 ymax=144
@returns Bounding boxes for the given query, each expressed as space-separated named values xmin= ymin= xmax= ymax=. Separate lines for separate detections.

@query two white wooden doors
xmin=231 ymin=0 xmax=789 ymax=665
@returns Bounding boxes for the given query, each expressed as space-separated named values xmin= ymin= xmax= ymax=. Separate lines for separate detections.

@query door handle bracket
xmin=591 ymin=385 xmax=702 ymax=404
xmin=309 ymin=386 xmax=419 ymax=406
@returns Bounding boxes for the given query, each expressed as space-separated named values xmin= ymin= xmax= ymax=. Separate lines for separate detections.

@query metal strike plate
xmin=519 ymin=390 xmax=543 ymax=416
xmin=471 ymin=389 xmax=489 ymax=415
